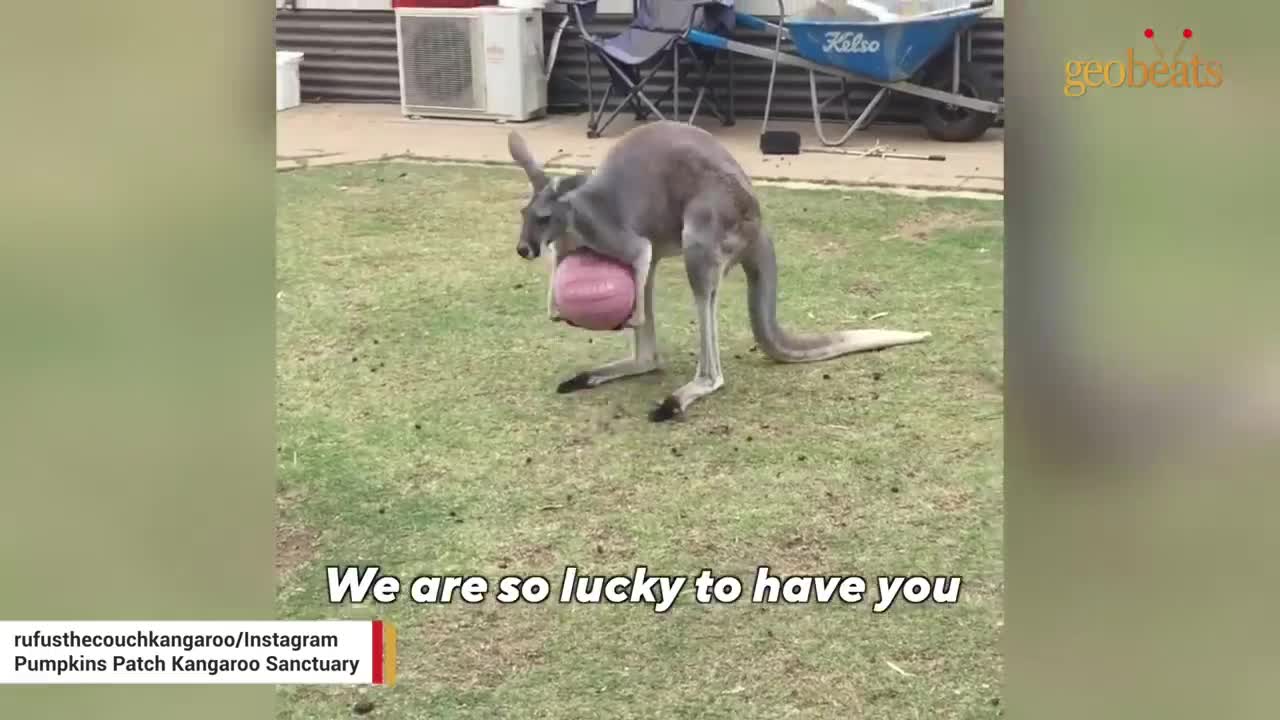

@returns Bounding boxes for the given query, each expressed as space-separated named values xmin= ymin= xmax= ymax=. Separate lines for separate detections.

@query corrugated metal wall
xmin=275 ymin=9 xmax=400 ymax=102
xmin=274 ymin=8 xmax=1003 ymax=124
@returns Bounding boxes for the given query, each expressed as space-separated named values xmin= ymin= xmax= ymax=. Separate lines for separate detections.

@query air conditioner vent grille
xmin=400 ymin=15 xmax=481 ymax=110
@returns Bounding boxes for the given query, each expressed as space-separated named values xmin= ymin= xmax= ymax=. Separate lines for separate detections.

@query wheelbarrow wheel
xmin=921 ymin=65 xmax=997 ymax=142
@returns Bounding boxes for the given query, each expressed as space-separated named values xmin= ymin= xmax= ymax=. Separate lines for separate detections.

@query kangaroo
xmin=508 ymin=121 xmax=930 ymax=422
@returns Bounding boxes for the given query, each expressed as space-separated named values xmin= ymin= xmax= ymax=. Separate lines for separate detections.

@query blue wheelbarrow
xmin=686 ymin=0 xmax=1004 ymax=146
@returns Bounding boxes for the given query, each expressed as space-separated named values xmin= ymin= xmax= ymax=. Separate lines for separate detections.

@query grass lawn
xmin=275 ymin=161 xmax=1004 ymax=719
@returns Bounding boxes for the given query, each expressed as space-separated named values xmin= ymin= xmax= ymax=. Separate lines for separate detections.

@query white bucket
xmin=276 ymin=51 xmax=305 ymax=112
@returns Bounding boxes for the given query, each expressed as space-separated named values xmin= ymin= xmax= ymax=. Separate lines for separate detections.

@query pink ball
xmin=552 ymin=250 xmax=635 ymax=331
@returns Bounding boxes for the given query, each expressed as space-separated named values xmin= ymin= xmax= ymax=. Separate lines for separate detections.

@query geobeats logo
xmin=1064 ymin=27 xmax=1223 ymax=97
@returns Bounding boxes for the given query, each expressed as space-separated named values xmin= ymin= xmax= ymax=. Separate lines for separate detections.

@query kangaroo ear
xmin=507 ymin=131 xmax=548 ymax=191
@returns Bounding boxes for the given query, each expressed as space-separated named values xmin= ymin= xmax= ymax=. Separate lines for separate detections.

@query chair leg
xmin=672 ymin=44 xmax=680 ymax=122
xmin=639 ymin=82 xmax=674 ymax=121
xmin=680 ymin=46 xmax=709 ymax=124
xmin=727 ymin=50 xmax=735 ymax=126
xmin=626 ymin=67 xmax=647 ymax=120
xmin=584 ymin=37 xmax=594 ymax=123
xmin=548 ymin=33 xmax=590 ymax=111
xmin=688 ymin=85 xmax=707 ymax=124
xmin=681 ymin=45 xmax=733 ymax=128
xmin=546 ymin=16 xmax=569 ymax=79
xmin=587 ymin=82 xmax=614 ymax=138
xmin=590 ymin=53 xmax=669 ymax=138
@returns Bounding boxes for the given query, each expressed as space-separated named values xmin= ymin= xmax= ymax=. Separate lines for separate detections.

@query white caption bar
xmin=0 ymin=621 xmax=387 ymax=685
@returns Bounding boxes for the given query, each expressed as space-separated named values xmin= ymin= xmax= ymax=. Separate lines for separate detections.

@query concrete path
xmin=276 ymin=103 xmax=1003 ymax=196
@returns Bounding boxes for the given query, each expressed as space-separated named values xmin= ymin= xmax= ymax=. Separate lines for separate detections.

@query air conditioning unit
xmin=395 ymin=6 xmax=547 ymax=122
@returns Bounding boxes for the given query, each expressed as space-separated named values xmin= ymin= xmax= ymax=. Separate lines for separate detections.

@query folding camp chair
xmin=564 ymin=0 xmax=737 ymax=138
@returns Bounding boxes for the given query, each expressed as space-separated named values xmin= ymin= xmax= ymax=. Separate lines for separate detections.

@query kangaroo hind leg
xmin=556 ymin=255 xmax=662 ymax=393
xmin=650 ymin=223 xmax=730 ymax=422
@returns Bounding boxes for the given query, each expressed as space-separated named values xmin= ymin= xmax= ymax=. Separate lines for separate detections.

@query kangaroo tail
xmin=741 ymin=230 xmax=931 ymax=363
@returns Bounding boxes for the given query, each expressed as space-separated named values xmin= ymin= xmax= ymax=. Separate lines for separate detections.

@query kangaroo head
xmin=507 ymin=131 xmax=588 ymax=260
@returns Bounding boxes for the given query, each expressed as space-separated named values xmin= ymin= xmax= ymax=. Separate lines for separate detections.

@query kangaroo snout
xmin=517 ymin=244 xmax=536 ymax=259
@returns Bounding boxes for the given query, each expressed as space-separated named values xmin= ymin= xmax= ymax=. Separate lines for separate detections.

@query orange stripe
xmin=384 ymin=624 xmax=397 ymax=687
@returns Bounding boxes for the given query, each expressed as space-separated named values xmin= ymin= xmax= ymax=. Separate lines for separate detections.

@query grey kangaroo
xmin=508 ymin=121 xmax=930 ymax=422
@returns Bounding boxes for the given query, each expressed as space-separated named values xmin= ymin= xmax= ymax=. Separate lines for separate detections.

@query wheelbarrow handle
xmin=914 ymin=0 xmax=994 ymax=20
